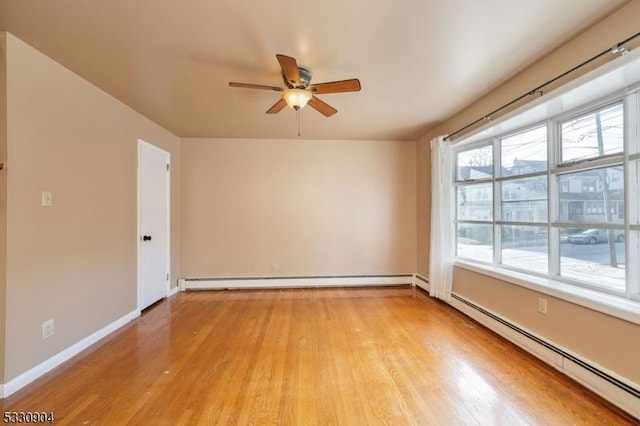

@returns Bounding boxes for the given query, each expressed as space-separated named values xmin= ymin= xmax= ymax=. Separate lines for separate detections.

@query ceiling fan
xmin=229 ymin=54 xmax=361 ymax=117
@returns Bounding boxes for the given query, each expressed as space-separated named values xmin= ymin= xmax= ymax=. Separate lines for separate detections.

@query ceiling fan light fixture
xmin=282 ymin=88 xmax=312 ymax=110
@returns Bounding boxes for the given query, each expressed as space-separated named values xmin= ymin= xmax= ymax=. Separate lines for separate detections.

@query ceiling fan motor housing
xmin=285 ymin=66 xmax=312 ymax=89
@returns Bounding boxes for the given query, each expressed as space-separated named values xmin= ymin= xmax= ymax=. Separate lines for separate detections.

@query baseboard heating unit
xmin=449 ymin=293 xmax=640 ymax=419
xmin=414 ymin=274 xmax=429 ymax=291
xmin=180 ymin=274 xmax=415 ymax=291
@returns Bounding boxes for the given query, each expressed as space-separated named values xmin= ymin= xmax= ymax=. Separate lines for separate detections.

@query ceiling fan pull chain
xmin=297 ymin=110 xmax=301 ymax=137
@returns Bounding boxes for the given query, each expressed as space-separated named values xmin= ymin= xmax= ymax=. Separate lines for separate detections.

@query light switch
xmin=41 ymin=191 xmax=53 ymax=207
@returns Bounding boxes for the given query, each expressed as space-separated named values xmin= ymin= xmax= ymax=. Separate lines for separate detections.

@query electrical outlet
xmin=41 ymin=191 xmax=53 ymax=207
xmin=42 ymin=319 xmax=55 ymax=339
xmin=537 ymin=297 xmax=548 ymax=315
xmin=272 ymin=263 xmax=279 ymax=272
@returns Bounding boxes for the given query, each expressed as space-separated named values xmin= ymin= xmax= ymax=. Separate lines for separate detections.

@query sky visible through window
xmin=501 ymin=125 xmax=547 ymax=171
xmin=561 ymin=103 xmax=623 ymax=163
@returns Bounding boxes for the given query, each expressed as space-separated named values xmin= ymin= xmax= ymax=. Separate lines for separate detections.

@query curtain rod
xmin=444 ymin=31 xmax=640 ymax=141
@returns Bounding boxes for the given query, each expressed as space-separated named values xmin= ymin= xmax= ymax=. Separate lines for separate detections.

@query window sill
xmin=454 ymin=260 xmax=640 ymax=326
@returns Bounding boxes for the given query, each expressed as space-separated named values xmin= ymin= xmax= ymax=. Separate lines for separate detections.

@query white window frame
xmin=550 ymin=98 xmax=627 ymax=296
xmin=452 ymin=88 xmax=640 ymax=325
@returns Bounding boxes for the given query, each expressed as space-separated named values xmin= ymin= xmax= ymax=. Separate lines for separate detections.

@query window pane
xmin=501 ymin=225 xmax=548 ymax=273
xmin=561 ymin=103 xmax=623 ymax=164
xmin=560 ymin=227 xmax=625 ymax=292
xmin=457 ymin=224 xmax=493 ymax=262
xmin=457 ymin=184 xmax=493 ymax=221
xmin=457 ymin=146 xmax=493 ymax=181
xmin=501 ymin=126 xmax=547 ymax=176
xmin=634 ymin=161 xmax=640 ymax=225
xmin=501 ymin=176 xmax=547 ymax=222
xmin=557 ymin=166 xmax=624 ymax=223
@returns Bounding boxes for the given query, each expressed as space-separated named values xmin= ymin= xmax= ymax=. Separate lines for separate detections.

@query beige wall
xmin=3 ymin=34 xmax=180 ymax=381
xmin=181 ymin=138 xmax=416 ymax=278
xmin=0 ymin=33 xmax=7 ymax=383
xmin=418 ymin=1 xmax=640 ymax=384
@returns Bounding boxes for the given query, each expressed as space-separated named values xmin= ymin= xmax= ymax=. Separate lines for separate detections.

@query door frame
xmin=137 ymin=139 xmax=171 ymax=311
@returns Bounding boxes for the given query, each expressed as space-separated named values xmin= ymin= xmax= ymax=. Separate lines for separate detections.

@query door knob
xmin=142 ymin=235 xmax=152 ymax=241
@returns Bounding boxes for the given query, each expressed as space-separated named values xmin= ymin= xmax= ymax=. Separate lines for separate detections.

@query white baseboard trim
xmin=0 ymin=309 xmax=140 ymax=399
xmin=168 ymin=285 xmax=179 ymax=297
xmin=181 ymin=274 xmax=414 ymax=291
xmin=448 ymin=293 xmax=640 ymax=419
xmin=414 ymin=274 xmax=429 ymax=291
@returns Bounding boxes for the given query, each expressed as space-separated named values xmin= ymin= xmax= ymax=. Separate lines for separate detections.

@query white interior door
xmin=138 ymin=140 xmax=170 ymax=310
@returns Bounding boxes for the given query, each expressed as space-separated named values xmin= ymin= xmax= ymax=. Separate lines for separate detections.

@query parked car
xmin=567 ymin=229 xmax=625 ymax=244
xmin=560 ymin=228 xmax=585 ymax=243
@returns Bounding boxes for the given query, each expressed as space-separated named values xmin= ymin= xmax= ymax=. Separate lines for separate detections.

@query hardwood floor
xmin=1 ymin=286 xmax=636 ymax=425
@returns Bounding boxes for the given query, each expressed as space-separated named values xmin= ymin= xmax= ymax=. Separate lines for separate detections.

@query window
xmin=456 ymin=148 xmax=493 ymax=263
xmin=456 ymin=145 xmax=493 ymax=181
xmin=558 ymin=166 xmax=624 ymax=223
xmin=581 ymin=178 xmax=597 ymax=193
xmin=560 ymin=103 xmax=623 ymax=164
xmin=635 ymin=160 xmax=640 ymax=225
xmin=457 ymin=184 xmax=493 ymax=221
xmin=501 ymin=125 xmax=547 ymax=176
xmin=501 ymin=225 xmax=548 ymax=273
xmin=453 ymin=95 xmax=640 ymax=302
xmin=500 ymin=176 xmax=547 ymax=222
xmin=585 ymin=202 xmax=604 ymax=215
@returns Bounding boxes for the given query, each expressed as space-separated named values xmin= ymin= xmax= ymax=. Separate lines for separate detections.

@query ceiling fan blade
xmin=276 ymin=54 xmax=301 ymax=88
xmin=308 ymin=96 xmax=337 ymax=117
xmin=266 ymin=98 xmax=287 ymax=114
xmin=229 ymin=82 xmax=283 ymax=91
xmin=309 ymin=79 xmax=361 ymax=94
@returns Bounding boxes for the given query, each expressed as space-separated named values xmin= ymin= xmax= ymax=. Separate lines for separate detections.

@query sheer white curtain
xmin=429 ymin=135 xmax=454 ymax=301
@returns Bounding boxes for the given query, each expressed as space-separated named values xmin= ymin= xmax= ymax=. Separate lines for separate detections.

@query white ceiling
xmin=0 ymin=0 xmax=628 ymax=141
